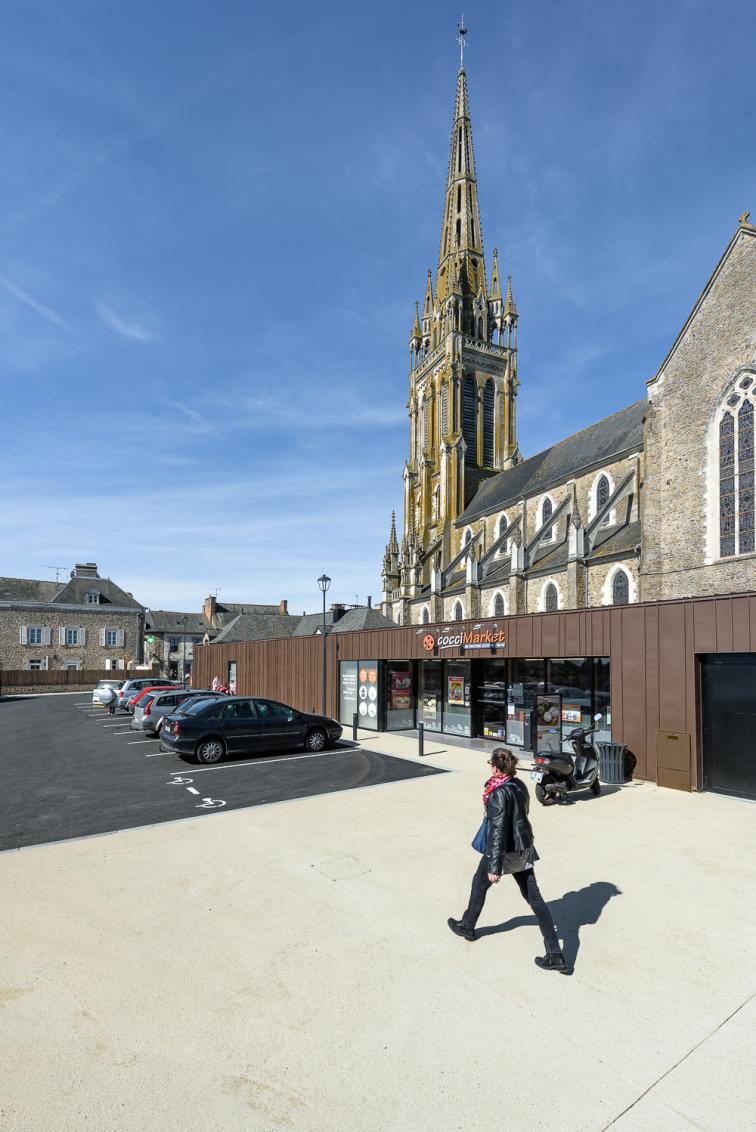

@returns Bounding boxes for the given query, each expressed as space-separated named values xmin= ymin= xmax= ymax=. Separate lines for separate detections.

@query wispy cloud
xmin=0 ymin=276 xmax=70 ymax=331
xmin=95 ymin=299 xmax=152 ymax=341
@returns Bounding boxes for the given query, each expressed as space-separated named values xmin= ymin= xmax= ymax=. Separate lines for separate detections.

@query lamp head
xmin=317 ymin=574 xmax=332 ymax=594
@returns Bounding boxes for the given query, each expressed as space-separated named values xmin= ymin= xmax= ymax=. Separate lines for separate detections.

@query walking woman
xmin=448 ymin=748 xmax=567 ymax=972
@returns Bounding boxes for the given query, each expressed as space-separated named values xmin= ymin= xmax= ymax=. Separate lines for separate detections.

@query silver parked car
xmin=116 ymin=677 xmax=180 ymax=712
xmin=130 ymin=688 xmax=224 ymax=735
xmin=92 ymin=678 xmax=126 ymax=706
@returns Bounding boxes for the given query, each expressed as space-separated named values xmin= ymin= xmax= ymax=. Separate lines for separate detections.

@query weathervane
xmin=457 ymin=16 xmax=468 ymax=69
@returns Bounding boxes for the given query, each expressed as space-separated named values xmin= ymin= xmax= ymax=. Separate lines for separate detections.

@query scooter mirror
xmin=593 ymin=713 xmax=603 ymax=721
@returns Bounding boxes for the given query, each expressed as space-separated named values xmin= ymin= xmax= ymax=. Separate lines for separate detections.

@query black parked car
xmin=160 ymin=696 xmax=343 ymax=764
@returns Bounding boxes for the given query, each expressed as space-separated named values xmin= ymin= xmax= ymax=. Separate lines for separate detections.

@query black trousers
xmin=463 ymin=855 xmax=562 ymax=955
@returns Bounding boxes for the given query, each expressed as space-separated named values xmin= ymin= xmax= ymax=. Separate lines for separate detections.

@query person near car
xmin=211 ymin=675 xmax=220 ymax=691
xmin=447 ymin=747 xmax=567 ymax=973
xmin=104 ymin=685 xmax=118 ymax=715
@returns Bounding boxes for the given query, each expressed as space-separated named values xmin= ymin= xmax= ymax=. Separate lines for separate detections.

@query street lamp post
xmin=317 ymin=574 xmax=331 ymax=716
xmin=181 ymin=616 xmax=188 ymax=685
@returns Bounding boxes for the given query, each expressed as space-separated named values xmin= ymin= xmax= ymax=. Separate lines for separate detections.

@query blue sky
xmin=1 ymin=0 xmax=753 ymax=614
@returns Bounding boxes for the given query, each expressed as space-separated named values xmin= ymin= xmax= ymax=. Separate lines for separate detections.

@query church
xmin=380 ymin=54 xmax=756 ymax=627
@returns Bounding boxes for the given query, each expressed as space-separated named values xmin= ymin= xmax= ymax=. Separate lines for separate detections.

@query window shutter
xmin=42 ymin=656 xmax=49 ymax=671
xmin=117 ymin=659 xmax=125 ymax=670
xmin=20 ymin=625 xmax=28 ymax=645
xmin=79 ymin=627 xmax=86 ymax=646
xmin=59 ymin=627 xmax=66 ymax=645
xmin=99 ymin=628 xmax=106 ymax=647
xmin=118 ymin=629 xmax=125 ymax=646
xmin=43 ymin=627 xmax=52 ymax=646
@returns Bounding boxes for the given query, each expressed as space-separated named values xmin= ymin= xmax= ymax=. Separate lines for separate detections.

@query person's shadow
xmin=476 ymin=881 xmax=621 ymax=974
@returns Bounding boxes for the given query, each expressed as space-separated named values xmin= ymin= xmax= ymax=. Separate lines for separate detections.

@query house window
xmin=86 ymin=591 xmax=100 ymax=604
xmin=717 ymin=376 xmax=756 ymax=557
xmin=105 ymin=630 xmax=119 ymax=647
xmin=28 ymin=659 xmax=43 ymax=671
xmin=28 ymin=628 xmax=43 ymax=645
xmin=66 ymin=662 xmax=80 ymax=671
xmin=544 ymin=583 xmax=558 ymax=612
xmin=169 ymin=638 xmax=180 ymax=651
xmin=612 ymin=571 xmax=630 ymax=606
xmin=66 ymin=628 xmax=80 ymax=646
xmin=493 ymin=592 xmax=506 ymax=617
xmin=453 ymin=601 xmax=464 ymax=621
xmin=596 ymin=475 xmax=611 ymax=525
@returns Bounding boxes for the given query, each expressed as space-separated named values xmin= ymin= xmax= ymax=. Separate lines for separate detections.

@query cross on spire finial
xmin=457 ymin=16 xmax=468 ymax=70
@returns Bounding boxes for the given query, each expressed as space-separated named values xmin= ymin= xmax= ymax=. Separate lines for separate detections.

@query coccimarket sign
xmin=422 ymin=626 xmax=506 ymax=652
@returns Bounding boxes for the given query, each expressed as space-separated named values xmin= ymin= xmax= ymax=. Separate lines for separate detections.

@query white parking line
xmin=128 ymin=739 xmax=160 ymax=745
xmin=110 ymin=731 xmax=132 ymax=736
xmin=145 ymin=750 xmax=175 ymax=757
xmin=169 ymin=749 xmax=350 ymax=775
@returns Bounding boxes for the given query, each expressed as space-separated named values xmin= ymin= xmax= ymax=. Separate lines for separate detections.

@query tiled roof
xmin=331 ymin=608 xmax=397 ymax=633
xmin=146 ymin=611 xmax=211 ymax=634
xmin=457 ymin=400 xmax=645 ymax=524
xmin=53 ymin=577 xmax=143 ymax=609
xmin=0 ymin=577 xmax=61 ymax=603
xmin=211 ymin=614 xmax=298 ymax=644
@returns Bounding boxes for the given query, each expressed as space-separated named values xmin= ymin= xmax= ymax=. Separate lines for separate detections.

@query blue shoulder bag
xmin=471 ymin=816 xmax=488 ymax=853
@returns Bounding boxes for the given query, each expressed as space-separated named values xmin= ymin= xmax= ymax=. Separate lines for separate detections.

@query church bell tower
xmin=382 ymin=25 xmax=521 ymax=615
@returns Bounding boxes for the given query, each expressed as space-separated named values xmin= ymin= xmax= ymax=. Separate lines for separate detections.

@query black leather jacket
xmin=485 ymin=778 xmax=536 ymax=875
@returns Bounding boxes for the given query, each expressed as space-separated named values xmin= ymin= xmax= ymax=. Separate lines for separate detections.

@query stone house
xmin=0 ymin=563 xmax=144 ymax=671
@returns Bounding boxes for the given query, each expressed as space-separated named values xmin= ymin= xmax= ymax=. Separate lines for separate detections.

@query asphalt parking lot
xmin=0 ymin=694 xmax=445 ymax=851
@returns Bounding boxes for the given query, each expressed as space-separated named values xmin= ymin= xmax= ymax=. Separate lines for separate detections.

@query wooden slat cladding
xmin=192 ymin=592 xmax=756 ymax=788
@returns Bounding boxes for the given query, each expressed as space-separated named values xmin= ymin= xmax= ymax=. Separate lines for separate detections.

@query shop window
xmin=594 ymin=657 xmax=612 ymax=739
xmin=386 ymin=662 xmax=414 ymax=731
xmin=548 ymin=657 xmax=593 ymax=742
xmin=479 ymin=658 xmax=507 ymax=740
xmin=444 ymin=661 xmax=471 ymax=736
xmin=419 ymin=660 xmax=443 ymax=731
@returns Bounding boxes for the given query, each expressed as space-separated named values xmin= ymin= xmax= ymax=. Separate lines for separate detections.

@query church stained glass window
xmin=719 ymin=412 xmax=736 ymax=557
xmin=494 ymin=592 xmax=505 ymax=617
xmin=739 ymin=399 xmax=754 ymax=554
xmin=453 ymin=601 xmax=463 ymax=621
xmin=541 ymin=496 xmax=553 ymax=540
xmin=483 ymin=381 xmax=495 ymax=465
xmin=441 ymin=384 xmax=448 ymax=437
xmin=596 ymin=475 xmax=611 ymax=525
xmin=544 ymin=583 xmax=558 ymax=612
xmin=612 ymin=571 xmax=629 ymax=606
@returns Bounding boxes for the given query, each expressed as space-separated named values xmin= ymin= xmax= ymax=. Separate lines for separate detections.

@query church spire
xmin=436 ymin=61 xmax=485 ymax=308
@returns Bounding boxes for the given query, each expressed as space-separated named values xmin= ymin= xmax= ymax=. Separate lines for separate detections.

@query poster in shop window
xmin=447 ymin=676 xmax=465 ymax=705
xmin=390 ymin=669 xmax=412 ymax=710
xmin=357 ymin=661 xmax=378 ymax=729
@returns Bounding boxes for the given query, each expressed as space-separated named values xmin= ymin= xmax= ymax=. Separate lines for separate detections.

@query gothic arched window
xmin=441 ymin=384 xmax=448 ymax=437
xmin=483 ymin=380 xmax=495 ymax=466
xmin=422 ymin=400 xmax=429 ymax=452
xmin=544 ymin=583 xmax=558 ymax=612
xmin=462 ymin=377 xmax=476 ymax=456
xmin=464 ymin=528 xmax=473 ymax=547
xmin=453 ymin=601 xmax=463 ymax=621
xmin=596 ymin=474 xmax=611 ymax=525
xmin=716 ymin=374 xmax=756 ymax=558
xmin=422 ymin=607 xmax=430 ymax=624
xmin=493 ymin=592 xmax=505 ymax=617
xmin=612 ymin=570 xmax=629 ymax=606
xmin=541 ymin=497 xmax=553 ymax=540
xmin=498 ymin=514 xmax=508 ymax=545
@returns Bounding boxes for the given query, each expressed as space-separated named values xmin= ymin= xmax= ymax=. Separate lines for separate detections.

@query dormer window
xmin=86 ymin=591 xmax=100 ymax=605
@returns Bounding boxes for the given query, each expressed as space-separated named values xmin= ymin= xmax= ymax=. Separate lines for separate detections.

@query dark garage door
xmin=701 ymin=655 xmax=756 ymax=800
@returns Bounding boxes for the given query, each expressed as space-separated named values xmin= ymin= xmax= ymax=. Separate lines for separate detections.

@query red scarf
xmin=483 ymin=772 xmax=513 ymax=808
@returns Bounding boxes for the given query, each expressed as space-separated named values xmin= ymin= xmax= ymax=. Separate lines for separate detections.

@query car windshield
xmin=178 ymin=697 xmax=217 ymax=716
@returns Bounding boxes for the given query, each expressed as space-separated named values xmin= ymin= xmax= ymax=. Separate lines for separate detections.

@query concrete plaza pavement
xmin=1 ymin=728 xmax=755 ymax=1131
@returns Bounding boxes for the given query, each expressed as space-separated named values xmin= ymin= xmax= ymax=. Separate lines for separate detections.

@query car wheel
xmin=304 ymin=727 xmax=327 ymax=752
xmin=196 ymin=737 xmax=225 ymax=765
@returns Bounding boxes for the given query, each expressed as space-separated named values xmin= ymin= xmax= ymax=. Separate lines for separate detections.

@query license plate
xmin=530 ymin=770 xmax=543 ymax=783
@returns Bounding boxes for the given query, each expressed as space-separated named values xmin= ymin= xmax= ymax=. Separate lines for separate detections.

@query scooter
xmin=531 ymin=713 xmax=603 ymax=806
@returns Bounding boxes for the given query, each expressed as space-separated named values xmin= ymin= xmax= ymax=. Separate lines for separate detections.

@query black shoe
xmin=447 ymin=918 xmax=476 ymax=942
xmin=534 ymin=952 xmax=568 ymax=973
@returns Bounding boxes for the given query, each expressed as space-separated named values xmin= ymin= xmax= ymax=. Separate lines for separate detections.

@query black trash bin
xmin=596 ymin=741 xmax=626 ymax=785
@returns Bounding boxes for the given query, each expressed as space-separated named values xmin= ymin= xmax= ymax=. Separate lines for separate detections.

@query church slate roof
xmin=456 ymin=399 xmax=646 ymax=525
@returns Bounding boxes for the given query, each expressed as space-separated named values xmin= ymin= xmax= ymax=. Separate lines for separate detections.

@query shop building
xmin=193 ymin=590 xmax=756 ymax=801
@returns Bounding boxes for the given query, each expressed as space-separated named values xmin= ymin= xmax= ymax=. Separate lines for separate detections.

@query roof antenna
xmin=41 ymin=564 xmax=66 ymax=583
xmin=457 ymin=15 xmax=468 ymax=70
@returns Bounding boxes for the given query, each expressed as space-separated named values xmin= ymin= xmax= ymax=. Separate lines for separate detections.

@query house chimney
xmin=330 ymin=602 xmax=347 ymax=624
xmin=203 ymin=594 xmax=217 ymax=624
xmin=367 ymin=595 xmax=372 ymax=608
xmin=279 ymin=599 xmax=288 ymax=615
xmin=73 ymin=562 xmax=99 ymax=578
